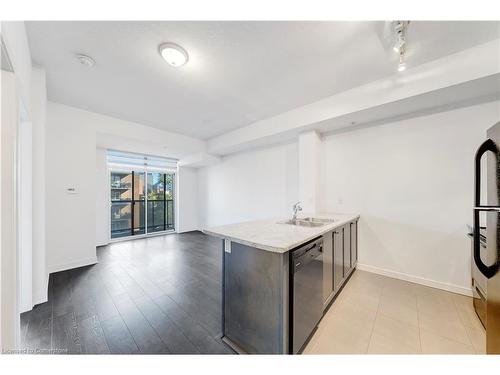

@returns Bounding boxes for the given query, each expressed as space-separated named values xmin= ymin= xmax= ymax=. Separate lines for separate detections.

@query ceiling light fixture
xmin=397 ymin=55 xmax=407 ymax=72
xmin=75 ymin=53 xmax=95 ymax=67
xmin=159 ymin=43 xmax=189 ymax=67
xmin=393 ymin=37 xmax=406 ymax=53
xmin=393 ymin=21 xmax=409 ymax=72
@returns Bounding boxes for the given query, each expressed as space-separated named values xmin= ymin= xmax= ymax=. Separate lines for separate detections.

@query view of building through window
xmin=110 ymin=169 xmax=175 ymax=239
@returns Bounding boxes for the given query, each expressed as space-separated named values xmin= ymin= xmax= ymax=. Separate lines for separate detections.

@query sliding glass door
xmin=133 ymin=172 xmax=146 ymax=236
xmin=111 ymin=170 xmax=174 ymax=239
xmin=147 ymin=172 xmax=165 ymax=233
xmin=110 ymin=171 xmax=132 ymax=238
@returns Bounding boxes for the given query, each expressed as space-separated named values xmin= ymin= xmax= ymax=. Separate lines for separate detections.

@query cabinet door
xmin=350 ymin=221 xmax=357 ymax=266
xmin=322 ymin=231 xmax=334 ymax=305
xmin=343 ymin=224 xmax=351 ymax=276
xmin=333 ymin=229 xmax=343 ymax=291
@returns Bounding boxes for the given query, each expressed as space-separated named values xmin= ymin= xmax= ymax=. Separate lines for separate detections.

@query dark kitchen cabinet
xmin=343 ymin=223 xmax=351 ymax=276
xmin=329 ymin=218 xmax=359 ymax=302
xmin=322 ymin=230 xmax=334 ymax=308
xmin=350 ymin=220 xmax=358 ymax=267
xmin=332 ymin=228 xmax=344 ymax=294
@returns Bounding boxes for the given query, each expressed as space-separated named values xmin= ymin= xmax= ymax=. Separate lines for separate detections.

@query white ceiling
xmin=25 ymin=21 xmax=500 ymax=140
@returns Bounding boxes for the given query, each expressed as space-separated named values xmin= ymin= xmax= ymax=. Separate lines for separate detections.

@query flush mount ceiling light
xmin=75 ymin=53 xmax=95 ymax=67
xmin=159 ymin=43 xmax=189 ymax=67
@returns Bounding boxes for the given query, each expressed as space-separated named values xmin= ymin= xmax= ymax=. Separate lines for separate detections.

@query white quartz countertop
xmin=203 ymin=213 xmax=360 ymax=253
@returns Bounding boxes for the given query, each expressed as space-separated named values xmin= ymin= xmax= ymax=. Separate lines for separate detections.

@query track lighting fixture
xmin=393 ymin=21 xmax=409 ymax=72
xmin=393 ymin=37 xmax=406 ymax=53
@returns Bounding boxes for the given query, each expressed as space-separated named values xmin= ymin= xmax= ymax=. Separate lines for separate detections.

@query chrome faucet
xmin=292 ymin=202 xmax=303 ymax=221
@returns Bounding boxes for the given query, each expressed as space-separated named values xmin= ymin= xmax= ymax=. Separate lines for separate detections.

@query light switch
xmin=66 ymin=187 xmax=78 ymax=194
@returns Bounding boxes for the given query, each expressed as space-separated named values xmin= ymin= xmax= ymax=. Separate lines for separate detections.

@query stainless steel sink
xmin=278 ymin=219 xmax=327 ymax=227
xmin=300 ymin=217 xmax=336 ymax=223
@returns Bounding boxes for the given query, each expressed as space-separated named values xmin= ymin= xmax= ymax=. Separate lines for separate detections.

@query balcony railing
xmin=111 ymin=199 xmax=174 ymax=238
xmin=111 ymin=181 xmax=131 ymax=189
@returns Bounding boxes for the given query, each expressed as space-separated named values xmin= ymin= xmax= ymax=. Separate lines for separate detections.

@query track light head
xmin=393 ymin=37 xmax=406 ymax=53
xmin=397 ymin=54 xmax=406 ymax=72
xmin=394 ymin=21 xmax=405 ymax=34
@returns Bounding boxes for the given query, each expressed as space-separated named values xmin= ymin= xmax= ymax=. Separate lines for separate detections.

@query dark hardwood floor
xmin=20 ymin=231 xmax=234 ymax=354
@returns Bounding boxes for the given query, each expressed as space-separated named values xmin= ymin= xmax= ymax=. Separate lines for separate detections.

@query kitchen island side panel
xmin=223 ymin=241 xmax=288 ymax=354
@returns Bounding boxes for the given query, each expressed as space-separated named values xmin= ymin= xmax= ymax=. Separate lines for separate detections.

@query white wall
xmin=177 ymin=167 xmax=199 ymax=233
xmin=95 ymin=148 xmax=109 ymax=246
xmin=198 ymin=142 xmax=299 ymax=228
xmin=298 ymin=130 xmax=321 ymax=214
xmin=46 ymin=102 xmax=97 ymax=273
xmin=96 ymin=115 xmax=205 ymax=160
xmin=320 ymin=101 xmax=500 ymax=294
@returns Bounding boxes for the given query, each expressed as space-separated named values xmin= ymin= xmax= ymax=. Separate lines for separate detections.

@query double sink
xmin=278 ymin=217 xmax=335 ymax=227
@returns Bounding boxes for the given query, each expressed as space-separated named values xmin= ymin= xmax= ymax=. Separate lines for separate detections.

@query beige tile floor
xmin=304 ymin=270 xmax=486 ymax=354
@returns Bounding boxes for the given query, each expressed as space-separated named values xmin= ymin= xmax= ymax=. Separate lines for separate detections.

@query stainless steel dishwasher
xmin=290 ymin=237 xmax=323 ymax=354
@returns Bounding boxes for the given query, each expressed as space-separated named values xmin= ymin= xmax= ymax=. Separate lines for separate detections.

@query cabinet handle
xmin=473 ymin=138 xmax=500 ymax=279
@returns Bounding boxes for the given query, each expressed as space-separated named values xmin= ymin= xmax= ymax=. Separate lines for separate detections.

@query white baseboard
xmin=48 ymin=257 xmax=98 ymax=274
xmin=356 ymin=263 xmax=473 ymax=297
xmin=177 ymin=228 xmax=201 ymax=234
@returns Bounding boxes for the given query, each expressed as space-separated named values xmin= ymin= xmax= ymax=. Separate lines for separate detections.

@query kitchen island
xmin=203 ymin=213 xmax=359 ymax=354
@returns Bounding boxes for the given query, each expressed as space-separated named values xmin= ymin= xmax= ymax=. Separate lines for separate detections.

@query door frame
xmin=1 ymin=70 xmax=21 ymax=351
xmin=17 ymin=102 xmax=32 ymax=314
